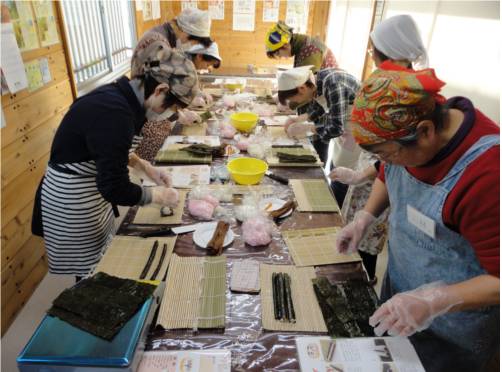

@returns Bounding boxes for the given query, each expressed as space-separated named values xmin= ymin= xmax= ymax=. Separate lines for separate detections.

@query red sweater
xmin=379 ymin=97 xmax=500 ymax=277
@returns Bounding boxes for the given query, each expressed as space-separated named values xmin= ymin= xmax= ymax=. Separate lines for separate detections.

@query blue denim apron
xmin=382 ymin=134 xmax=500 ymax=371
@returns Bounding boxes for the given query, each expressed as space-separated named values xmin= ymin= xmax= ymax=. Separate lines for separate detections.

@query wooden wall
xmin=1 ymin=1 xmax=75 ymax=334
xmin=134 ymin=0 xmax=331 ymax=74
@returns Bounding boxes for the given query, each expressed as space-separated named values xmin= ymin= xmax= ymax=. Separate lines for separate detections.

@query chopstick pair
xmin=139 ymin=241 xmax=168 ymax=281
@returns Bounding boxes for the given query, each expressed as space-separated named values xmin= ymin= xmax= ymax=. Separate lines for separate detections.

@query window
xmin=61 ymin=0 xmax=136 ymax=94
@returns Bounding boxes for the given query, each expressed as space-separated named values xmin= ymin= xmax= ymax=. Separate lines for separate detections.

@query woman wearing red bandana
xmin=336 ymin=63 xmax=499 ymax=371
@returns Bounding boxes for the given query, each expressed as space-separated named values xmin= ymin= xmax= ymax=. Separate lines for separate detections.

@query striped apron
xmin=41 ymin=160 xmax=114 ymax=275
xmin=39 ymin=136 xmax=142 ymax=275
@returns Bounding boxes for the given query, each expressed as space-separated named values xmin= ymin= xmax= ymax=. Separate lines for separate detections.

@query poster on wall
xmin=285 ymin=0 xmax=309 ymax=33
xmin=32 ymin=0 xmax=59 ymax=46
xmin=233 ymin=0 xmax=255 ymax=32
xmin=0 ymin=22 xmax=28 ymax=93
xmin=181 ymin=0 xmax=198 ymax=11
xmin=25 ymin=59 xmax=44 ymax=92
xmin=263 ymin=0 xmax=279 ymax=23
xmin=151 ymin=0 xmax=160 ymax=20
xmin=5 ymin=1 xmax=39 ymax=51
xmin=142 ymin=0 xmax=152 ymax=20
xmin=208 ymin=0 xmax=224 ymax=20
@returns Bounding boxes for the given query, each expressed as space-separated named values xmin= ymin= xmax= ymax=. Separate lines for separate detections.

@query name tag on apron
xmin=407 ymin=205 xmax=436 ymax=239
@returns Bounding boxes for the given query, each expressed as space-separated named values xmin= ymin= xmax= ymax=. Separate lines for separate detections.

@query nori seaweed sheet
xmin=312 ymin=277 xmax=378 ymax=338
xmin=47 ymin=272 xmax=156 ymax=340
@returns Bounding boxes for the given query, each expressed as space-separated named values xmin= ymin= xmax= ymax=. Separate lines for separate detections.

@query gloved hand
xmin=286 ymin=121 xmax=315 ymax=139
xmin=369 ymin=282 xmax=462 ymax=337
xmin=151 ymin=187 xmax=179 ymax=208
xmin=203 ymin=91 xmax=213 ymax=105
xmin=284 ymin=116 xmax=299 ymax=132
xmin=335 ymin=210 xmax=376 ymax=253
xmin=178 ymin=109 xmax=201 ymax=126
xmin=191 ymin=95 xmax=206 ymax=108
xmin=329 ymin=167 xmax=367 ymax=185
xmin=142 ymin=161 xmax=172 ymax=187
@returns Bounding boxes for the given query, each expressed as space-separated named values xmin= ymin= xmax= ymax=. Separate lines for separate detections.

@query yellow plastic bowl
xmin=230 ymin=112 xmax=259 ymax=133
xmin=224 ymin=83 xmax=244 ymax=91
xmin=227 ymin=157 xmax=268 ymax=185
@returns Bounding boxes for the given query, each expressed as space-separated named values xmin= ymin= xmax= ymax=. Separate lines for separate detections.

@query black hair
xmin=201 ymin=54 xmax=220 ymax=68
xmin=143 ymin=73 xmax=188 ymax=109
xmin=267 ymin=50 xmax=279 ymax=59
xmin=188 ymin=53 xmax=221 ymax=69
xmin=277 ymin=80 xmax=315 ymax=105
xmin=373 ymin=46 xmax=412 ymax=69
xmin=187 ymin=34 xmax=213 ymax=47
xmin=394 ymin=103 xmax=447 ymax=146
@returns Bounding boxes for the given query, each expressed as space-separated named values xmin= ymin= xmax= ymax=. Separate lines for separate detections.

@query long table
xmin=118 ymin=130 xmax=368 ymax=370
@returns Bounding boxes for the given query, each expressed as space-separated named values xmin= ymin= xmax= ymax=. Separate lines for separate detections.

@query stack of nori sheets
xmin=312 ymin=277 xmax=378 ymax=337
xmin=47 ymin=272 xmax=156 ymax=340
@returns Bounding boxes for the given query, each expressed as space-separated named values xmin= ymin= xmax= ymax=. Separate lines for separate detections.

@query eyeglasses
xmin=373 ymin=147 xmax=402 ymax=161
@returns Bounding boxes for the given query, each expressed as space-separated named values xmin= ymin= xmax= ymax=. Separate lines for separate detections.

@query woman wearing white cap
xmin=131 ymin=8 xmax=212 ymax=77
xmin=185 ymin=42 xmax=222 ymax=72
xmin=328 ymin=15 xmax=430 ymax=285
xmin=277 ymin=66 xmax=360 ymax=199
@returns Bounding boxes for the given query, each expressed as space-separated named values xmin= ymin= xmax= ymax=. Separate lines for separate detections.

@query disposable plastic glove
xmin=178 ymin=109 xmax=201 ymax=126
xmin=143 ymin=162 xmax=172 ymax=187
xmin=335 ymin=210 xmax=376 ymax=254
xmin=283 ymin=116 xmax=300 ymax=132
xmin=286 ymin=122 xmax=314 ymax=139
xmin=191 ymin=95 xmax=206 ymax=108
xmin=329 ymin=167 xmax=367 ymax=185
xmin=151 ymin=187 xmax=179 ymax=208
xmin=369 ymin=282 xmax=463 ymax=337
xmin=203 ymin=91 xmax=213 ymax=105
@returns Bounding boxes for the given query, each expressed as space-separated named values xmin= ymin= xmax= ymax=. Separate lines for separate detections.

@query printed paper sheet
xmin=296 ymin=336 xmax=425 ymax=372
xmin=233 ymin=0 xmax=256 ymax=31
xmin=32 ymin=0 xmax=59 ymax=46
xmin=181 ymin=0 xmax=199 ymax=11
xmin=263 ymin=0 xmax=280 ymax=22
xmin=285 ymin=0 xmax=309 ymax=33
xmin=208 ymin=0 xmax=225 ymax=20
xmin=138 ymin=350 xmax=231 ymax=372
xmin=142 ymin=165 xmax=211 ymax=188
xmin=0 ymin=22 xmax=28 ymax=93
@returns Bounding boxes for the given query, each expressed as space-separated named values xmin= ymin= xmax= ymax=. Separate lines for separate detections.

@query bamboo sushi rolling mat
xmin=181 ymin=122 xmax=208 ymax=136
xmin=93 ymin=236 xmax=176 ymax=281
xmin=282 ymin=227 xmax=361 ymax=267
xmin=290 ymin=179 xmax=340 ymax=213
xmin=155 ymin=144 xmax=212 ymax=164
xmin=158 ymin=254 xmax=227 ymax=330
xmin=260 ymin=264 xmax=327 ymax=332
xmin=133 ymin=190 xmax=188 ymax=225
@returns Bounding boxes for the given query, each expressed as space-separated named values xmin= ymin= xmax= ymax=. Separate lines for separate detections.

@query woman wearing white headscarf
xmin=131 ymin=8 xmax=212 ymax=77
xmin=329 ymin=14 xmax=428 ymax=284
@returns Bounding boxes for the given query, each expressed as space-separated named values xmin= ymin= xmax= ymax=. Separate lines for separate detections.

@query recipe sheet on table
xmin=296 ymin=336 xmax=425 ymax=372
